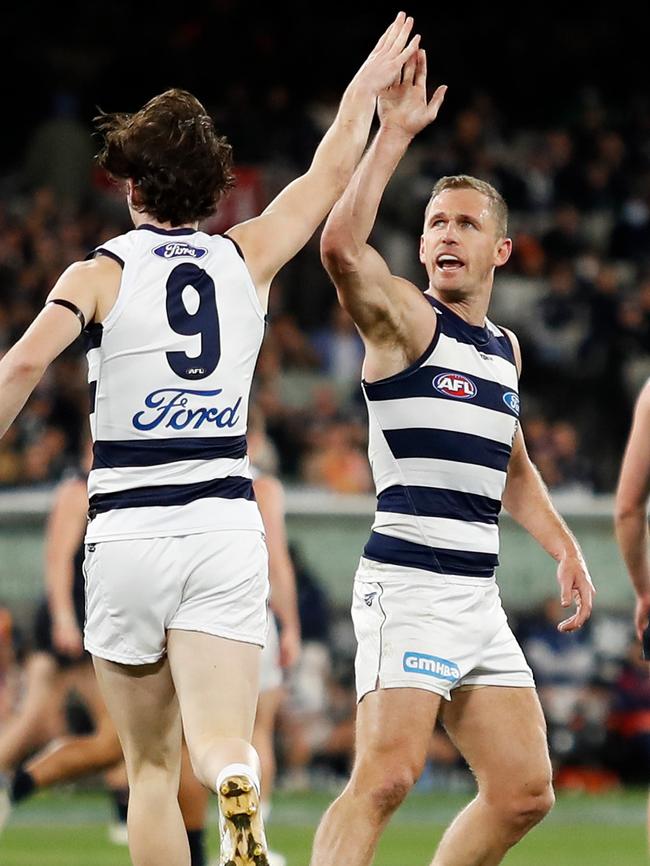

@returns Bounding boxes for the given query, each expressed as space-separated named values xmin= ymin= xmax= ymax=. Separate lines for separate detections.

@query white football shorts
xmin=259 ymin=615 xmax=283 ymax=693
xmin=352 ymin=557 xmax=534 ymax=702
xmin=84 ymin=529 xmax=269 ymax=665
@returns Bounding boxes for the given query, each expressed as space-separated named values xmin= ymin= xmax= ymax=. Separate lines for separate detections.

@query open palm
xmin=378 ymin=49 xmax=446 ymax=138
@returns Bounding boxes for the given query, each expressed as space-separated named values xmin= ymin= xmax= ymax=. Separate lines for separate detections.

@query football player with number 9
xmin=0 ymin=12 xmax=423 ymax=866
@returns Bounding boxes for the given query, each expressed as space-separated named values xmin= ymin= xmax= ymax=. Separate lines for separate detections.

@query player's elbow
xmin=320 ymin=226 xmax=361 ymax=274
xmin=4 ymin=350 xmax=46 ymax=382
xmin=614 ymin=499 xmax=647 ymax=527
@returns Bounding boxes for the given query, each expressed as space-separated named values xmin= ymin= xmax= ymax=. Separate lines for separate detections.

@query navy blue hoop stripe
xmin=92 ymin=435 xmax=247 ymax=469
xmin=364 ymin=365 xmax=517 ymax=415
xmin=377 ymin=485 xmax=500 ymax=524
xmin=89 ymin=475 xmax=254 ymax=514
xmin=384 ymin=428 xmax=511 ymax=473
xmin=363 ymin=531 xmax=498 ymax=577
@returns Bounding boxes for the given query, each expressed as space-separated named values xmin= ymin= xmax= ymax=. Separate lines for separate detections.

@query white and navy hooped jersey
xmin=362 ymin=295 xmax=520 ymax=579
xmin=84 ymin=224 xmax=265 ymax=541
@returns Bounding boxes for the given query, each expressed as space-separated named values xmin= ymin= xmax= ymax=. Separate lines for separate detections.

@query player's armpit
xmin=322 ymin=242 xmax=432 ymax=351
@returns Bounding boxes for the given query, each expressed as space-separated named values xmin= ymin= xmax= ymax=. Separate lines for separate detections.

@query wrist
xmin=377 ymin=124 xmax=414 ymax=147
xmin=555 ymin=542 xmax=582 ymax=564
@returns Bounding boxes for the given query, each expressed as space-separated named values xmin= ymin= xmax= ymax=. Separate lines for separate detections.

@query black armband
xmin=46 ymin=299 xmax=86 ymax=332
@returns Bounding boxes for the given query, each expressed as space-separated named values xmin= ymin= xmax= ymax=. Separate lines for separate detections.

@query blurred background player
xmin=0 ymin=14 xmax=423 ymax=866
xmin=614 ymin=377 xmax=650 ymax=849
xmin=0 ymin=442 xmax=124 ymax=830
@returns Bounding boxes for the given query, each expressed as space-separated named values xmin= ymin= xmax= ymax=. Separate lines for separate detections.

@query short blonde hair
xmin=425 ymin=175 xmax=508 ymax=238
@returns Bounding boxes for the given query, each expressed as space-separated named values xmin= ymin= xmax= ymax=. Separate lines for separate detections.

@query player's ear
xmin=419 ymin=234 xmax=426 ymax=265
xmin=495 ymin=237 xmax=512 ymax=268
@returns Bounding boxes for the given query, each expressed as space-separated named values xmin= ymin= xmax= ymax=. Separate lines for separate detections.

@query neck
xmin=131 ymin=212 xmax=199 ymax=231
xmin=426 ymin=287 xmax=492 ymax=326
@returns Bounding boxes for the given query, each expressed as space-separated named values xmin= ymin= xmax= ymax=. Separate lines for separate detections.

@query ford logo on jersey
xmin=433 ymin=372 xmax=477 ymax=399
xmin=132 ymin=388 xmax=241 ymax=430
xmin=503 ymin=391 xmax=520 ymax=415
xmin=153 ymin=242 xmax=208 ymax=260
xmin=403 ymin=652 xmax=460 ymax=682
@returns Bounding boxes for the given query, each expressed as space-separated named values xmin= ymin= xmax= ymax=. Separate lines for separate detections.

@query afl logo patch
xmin=503 ymin=391 xmax=520 ymax=415
xmin=153 ymin=242 xmax=208 ymax=260
xmin=433 ymin=372 xmax=477 ymax=399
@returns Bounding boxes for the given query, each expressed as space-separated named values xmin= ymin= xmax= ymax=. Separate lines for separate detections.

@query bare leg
xmin=94 ymin=656 xmax=189 ymax=866
xmin=167 ymin=630 xmax=266 ymax=863
xmin=26 ymin=662 xmax=122 ymax=786
xmin=252 ymin=686 xmax=284 ymax=808
xmin=167 ymin=631 xmax=261 ymax=788
xmin=310 ymin=688 xmax=440 ymax=866
xmin=0 ymin=653 xmax=63 ymax=771
xmin=431 ymin=687 xmax=554 ymax=866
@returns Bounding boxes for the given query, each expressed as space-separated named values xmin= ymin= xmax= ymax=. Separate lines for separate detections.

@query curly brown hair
xmin=95 ymin=89 xmax=235 ymax=226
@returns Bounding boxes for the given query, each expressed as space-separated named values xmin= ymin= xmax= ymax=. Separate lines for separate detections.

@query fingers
xmin=427 ymin=83 xmax=448 ymax=120
xmin=401 ymin=44 xmax=419 ymax=86
xmin=414 ymin=47 xmax=427 ymax=88
xmin=374 ymin=10 xmax=406 ymax=53
xmin=388 ymin=15 xmax=415 ymax=57
xmin=557 ymin=580 xmax=595 ymax=633
xmin=396 ymin=32 xmax=420 ymax=68
xmin=558 ymin=570 xmax=572 ymax=607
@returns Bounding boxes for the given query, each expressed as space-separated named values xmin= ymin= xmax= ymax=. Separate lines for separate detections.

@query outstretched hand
xmin=556 ymin=551 xmax=596 ymax=633
xmin=352 ymin=11 xmax=422 ymax=97
xmin=378 ymin=48 xmax=446 ymax=139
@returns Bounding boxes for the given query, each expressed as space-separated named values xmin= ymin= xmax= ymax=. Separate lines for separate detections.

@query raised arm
xmin=320 ymin=49 xmax=446 ymax=378
xmin=502 ymin=331 xmax=595 ymax=632
xmin=45 ymin=477 xmax=89 ymax=658
xmin=0 ymin=254 xmax=118 ymax=437
xmin=615 ymin=380 xmax=650 ymax=640
xmin=227 ymin=12 xmax=421 ymax=301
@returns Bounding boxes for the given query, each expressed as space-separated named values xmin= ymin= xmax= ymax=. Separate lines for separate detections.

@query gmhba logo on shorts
xmin=403 ymin=652 xmax=460 ymax=682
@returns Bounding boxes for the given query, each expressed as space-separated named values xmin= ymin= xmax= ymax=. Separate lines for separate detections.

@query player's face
xmin=419 ymin=189 xmax=511 ymax=296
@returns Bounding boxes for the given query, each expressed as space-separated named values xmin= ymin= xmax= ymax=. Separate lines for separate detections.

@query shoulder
xmin=58 ymin=255 xmax=122 ymax=287
xmin=499 ymin=326 xmax=522 ymax=375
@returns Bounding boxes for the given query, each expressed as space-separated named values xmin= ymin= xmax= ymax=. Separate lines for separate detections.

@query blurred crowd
xmin=1 ymin=85 xmax=650 ymax=493
xmin=1 ymin=545 xmax=647 ymax=793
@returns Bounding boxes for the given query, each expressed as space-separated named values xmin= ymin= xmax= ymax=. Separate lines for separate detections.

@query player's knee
xmin=355 ymin=766 xmax=417 ymax=820
xmin=500 ymin=781 xmax=555 ymax=836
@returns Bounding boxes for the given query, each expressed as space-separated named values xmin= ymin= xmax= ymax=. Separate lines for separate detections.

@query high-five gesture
xmin=352 ymin=12 xmax=421 ymax=96
xmin=378 ymin=49 xmax=447 ymax=139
